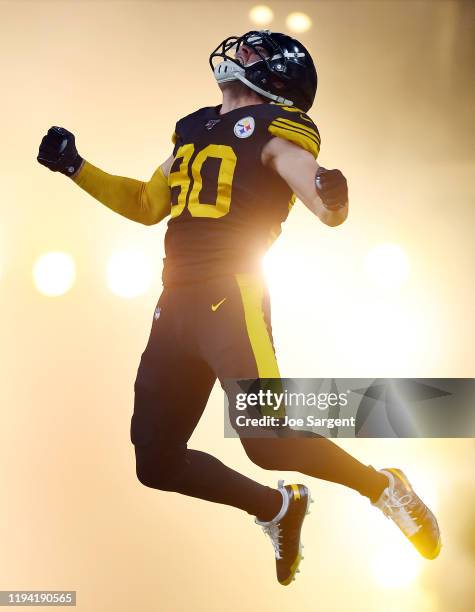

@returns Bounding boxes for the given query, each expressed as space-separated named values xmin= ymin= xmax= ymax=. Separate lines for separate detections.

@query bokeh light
xmin=371 ymin=537 xmax=422 ymax=588
xmin=365 ymin=243 xmax=410 ymax=289
xmin=33 ymin=252 xmax=76 ymax=297
xmin=106 ymin=249 xmax=154 ymax=298
xmin=286 ymin=12 xmax=312 ymax=33
xmin=249 ymin=5 xmax=274 ymax=27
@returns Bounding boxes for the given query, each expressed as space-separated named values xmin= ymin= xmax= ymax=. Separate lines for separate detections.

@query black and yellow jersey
xmin=163 ymin=103 xmax=320 ymax=286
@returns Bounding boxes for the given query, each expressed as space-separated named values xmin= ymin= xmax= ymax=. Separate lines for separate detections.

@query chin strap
xmin=213 ymin=60 xmax=294 ymax=107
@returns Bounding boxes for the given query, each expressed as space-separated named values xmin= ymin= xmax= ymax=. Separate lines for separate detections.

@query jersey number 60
xmin=169 ymin=144 xmax=237 ymax=219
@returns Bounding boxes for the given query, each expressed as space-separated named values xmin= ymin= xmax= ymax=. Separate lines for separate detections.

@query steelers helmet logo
xmin=234 ymin=116 xmax=255 ymax=138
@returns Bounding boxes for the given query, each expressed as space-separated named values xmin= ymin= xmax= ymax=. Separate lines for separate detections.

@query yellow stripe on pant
xmin=235 ymin=274 xmax=281 ymax=379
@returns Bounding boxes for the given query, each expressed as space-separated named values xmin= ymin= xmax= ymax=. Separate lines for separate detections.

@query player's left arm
xmin=262 ymin=137 xmax=348 ymax=227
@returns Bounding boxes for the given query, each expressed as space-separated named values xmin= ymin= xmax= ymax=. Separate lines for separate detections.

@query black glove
xmin=315 ymin=167 xmax=348 ymax=210
xmin=37 ymin=126 xmax=83 ymax=176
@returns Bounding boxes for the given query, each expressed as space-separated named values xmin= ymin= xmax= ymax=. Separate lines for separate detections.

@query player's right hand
xmin=37 ymin=126 xmax=83 ymax=177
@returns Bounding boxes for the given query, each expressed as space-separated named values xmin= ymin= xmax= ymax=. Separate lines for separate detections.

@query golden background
xmin=0 ymin=1 xmax=474 ymax=610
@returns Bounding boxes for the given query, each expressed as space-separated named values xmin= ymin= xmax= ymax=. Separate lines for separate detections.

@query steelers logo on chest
xmin=234 ymin=116 xmax=255 ymax=139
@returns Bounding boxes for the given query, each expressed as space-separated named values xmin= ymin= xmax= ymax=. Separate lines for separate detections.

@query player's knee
xmin=134 ymin=444 xmax=187 ymax=492
xmin=135 ymin=457 xmax=182 ymax=491
xmin=135 ymin=462 xmax=175 ymax=491
xmin=135 ymin=463 xmax=159 ymax=489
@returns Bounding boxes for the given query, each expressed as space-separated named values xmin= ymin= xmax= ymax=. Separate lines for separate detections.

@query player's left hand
xmin=315 ymin=167 xmax=348 ymax=210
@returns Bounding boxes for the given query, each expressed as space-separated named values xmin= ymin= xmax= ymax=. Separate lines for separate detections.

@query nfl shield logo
xmin=154 ymin=306 xmax=161 ymax=320
xmin=205 ymin=119 xmax=221 ymax=130
xmin=234 ymin=116 xmax=255 ymax=138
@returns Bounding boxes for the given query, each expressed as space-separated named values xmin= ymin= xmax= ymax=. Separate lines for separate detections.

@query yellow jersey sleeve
xmin=73 ymin=160 xmax=171 ymax=226
xmin=268 ymin=107 xmax=321 ymax=158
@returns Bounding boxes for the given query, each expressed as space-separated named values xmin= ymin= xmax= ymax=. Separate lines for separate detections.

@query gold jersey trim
xmin=268 ymin=120 xmax=320 ymax=158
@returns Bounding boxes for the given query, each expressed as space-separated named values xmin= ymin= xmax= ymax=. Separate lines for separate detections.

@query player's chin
xmin=219 ymin=80 xmax=249 ymax=94
xmin=218 ymin=79 xmax=236 ymax=89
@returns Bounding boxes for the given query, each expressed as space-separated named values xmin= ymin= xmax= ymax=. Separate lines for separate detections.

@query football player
xmin=37 ymin=30 xmax=440 ymax=585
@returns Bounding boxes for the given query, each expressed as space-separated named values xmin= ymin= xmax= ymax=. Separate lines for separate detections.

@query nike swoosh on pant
xmin=211 ymin=298 xmax=227 ymax=312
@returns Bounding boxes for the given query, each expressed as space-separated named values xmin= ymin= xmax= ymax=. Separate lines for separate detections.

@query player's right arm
xmin=37 ymin=126 xmax=172 ymax=226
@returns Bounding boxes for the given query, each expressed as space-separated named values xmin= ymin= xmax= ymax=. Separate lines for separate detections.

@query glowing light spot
xmin=263 ymin=251 xmax=314 ymax=305
xmin=33 ymin=252 xmax=76 ymax=297
xmin=365 ymin=243 xmax=410 ymax=289
xmin=371 ymin=536 xmax=422 ymax=588
xmin=286 ymin=12 xmax=312 ymax=33
xmin=107 ymin=249 xmax=153 ymax=298
xmin=249 ymin=5 xmax=274 ymax=26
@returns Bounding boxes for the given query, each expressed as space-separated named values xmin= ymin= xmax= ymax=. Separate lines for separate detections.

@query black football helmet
xmin=209 ymin=30 xmax=317 ymax=112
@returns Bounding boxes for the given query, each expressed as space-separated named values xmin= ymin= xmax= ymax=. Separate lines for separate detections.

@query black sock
xmin=365 ymin=467 xmax=390 ymax=503
xmin=256 ymin=488 xmax=283 ymax=522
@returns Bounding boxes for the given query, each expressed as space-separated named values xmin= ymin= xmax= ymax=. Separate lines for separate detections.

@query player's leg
xmin=200 ymin=272 xmax=440 ymax=561
xmin=132 ymin=287 xmax=280 ymax=519
xmin=200 ymin=272 xmax=387 ymax=499
xmin=197 ymin=273 xmax=312 ymax=584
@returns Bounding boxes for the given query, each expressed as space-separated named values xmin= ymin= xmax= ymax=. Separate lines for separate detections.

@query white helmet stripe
xmin=284 ymin=51 xmax=305 ymax=58
xmin=247 ymin=35 xmax=264 ymax=44
xmin=270 ymin=52 xmax=305 ymax=60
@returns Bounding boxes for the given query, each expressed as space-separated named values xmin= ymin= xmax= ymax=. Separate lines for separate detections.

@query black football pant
xmin=132 ymin=273 xmax=387 ymax=520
